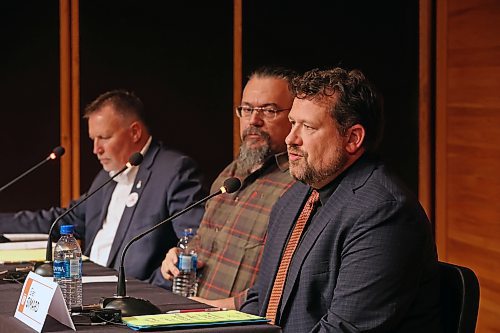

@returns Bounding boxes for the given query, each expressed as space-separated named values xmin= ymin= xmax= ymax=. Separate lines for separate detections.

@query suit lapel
xmin=262 ymin=184 xmax=310 ymax=309
xmin=277 ymin=157 xmax=378 ymax=319
xmin=279 ymin=184 xmax=351 ymax=314
xmin=106 ymin=142 xmax=159 ymax=268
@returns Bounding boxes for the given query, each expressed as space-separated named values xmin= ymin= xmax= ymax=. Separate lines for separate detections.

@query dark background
xmin=0 ymin=0 xmax=418 ymax=211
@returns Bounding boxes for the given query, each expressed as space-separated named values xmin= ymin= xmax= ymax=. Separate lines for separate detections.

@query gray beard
xmin=237 ymin=141 xmax=271 ymax=174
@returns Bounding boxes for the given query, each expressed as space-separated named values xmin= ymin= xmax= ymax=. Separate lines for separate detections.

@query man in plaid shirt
xmin=161 ymin=66 xmax=296 ymax=309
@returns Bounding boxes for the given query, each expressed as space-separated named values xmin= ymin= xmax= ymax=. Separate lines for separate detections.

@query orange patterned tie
xmin=266 ymin=189 xmax=320 ymax=324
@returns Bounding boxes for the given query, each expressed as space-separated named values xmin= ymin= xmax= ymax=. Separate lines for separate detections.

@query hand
xmin=161 ymin=247 xmax=180 ymax=281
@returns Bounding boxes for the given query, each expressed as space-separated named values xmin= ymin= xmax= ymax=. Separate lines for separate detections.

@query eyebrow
xmin=241 ymin=102 xmax=279 ymax=108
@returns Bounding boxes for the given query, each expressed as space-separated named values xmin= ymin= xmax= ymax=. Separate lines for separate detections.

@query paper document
xmin=2 ymin=233 xmax=49 ymax=241
xmin=0 ymin=241 xmax=49 ymax=250
xmin=122 ymin=310 xmax=269 ymax=331
xmin=41 ymin=275 xmax=118 ymax=283
xmin=82 ymin=275 xmax=118 ymax=283
xmin=0 ymin=248 xmax=88 ymax=263
xmin=0 ymin=248 xmax=47 ymax=263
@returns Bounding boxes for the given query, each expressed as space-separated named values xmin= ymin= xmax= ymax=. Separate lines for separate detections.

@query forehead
xmin=242 ymin=77 xmax=293 ymax=106
xmin=88 ymin=105 xmax=127 ymax=132
xmin=289 ymin=97 xmax=334 ymax=122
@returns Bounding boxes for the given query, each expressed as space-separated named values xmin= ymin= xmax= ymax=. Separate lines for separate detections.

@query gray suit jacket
xmin=241 ymin=156 xmax=441 ymax=332
xmin=0 ymin=140 xmax=206 ymax=287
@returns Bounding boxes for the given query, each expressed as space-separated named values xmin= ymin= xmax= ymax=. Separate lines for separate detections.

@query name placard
xmin=14 ymin=271 xmax=75 ymax=332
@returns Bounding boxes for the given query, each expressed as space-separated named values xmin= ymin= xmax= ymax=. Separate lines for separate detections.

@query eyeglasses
xmin=235 ymin=106 xmax=290 ymax=120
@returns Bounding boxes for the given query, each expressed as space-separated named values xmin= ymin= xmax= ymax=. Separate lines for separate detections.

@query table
xmin=0 ymin=261 xmax=280 ymax=332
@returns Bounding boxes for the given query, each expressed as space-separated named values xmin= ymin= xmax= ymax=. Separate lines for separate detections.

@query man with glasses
xmin=161 ymin=66 xmax=296 ymax=309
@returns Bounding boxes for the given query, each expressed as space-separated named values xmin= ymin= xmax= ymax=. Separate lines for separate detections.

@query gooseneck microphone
xmin=101 ymin=177 xmax=242 ymax=317
xmin=0 ymin=146 xmax=65 ymax=194
xmin=34 ymin=152 xmax=144 ymax=277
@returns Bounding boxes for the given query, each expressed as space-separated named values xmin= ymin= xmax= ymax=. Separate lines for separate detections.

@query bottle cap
xmin=183 ymin=228 xmax=194 ymax=237
xmin=60 ymin=224 xmax=74 ymax=235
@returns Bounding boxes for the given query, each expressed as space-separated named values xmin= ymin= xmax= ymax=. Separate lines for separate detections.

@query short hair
xmin=248 ymin=66 xmax=298 ymax=86
xmin=291 ymin=68 xmax=384 ymax=153
xmin=83 ymin=90 xmax=149 ymax=128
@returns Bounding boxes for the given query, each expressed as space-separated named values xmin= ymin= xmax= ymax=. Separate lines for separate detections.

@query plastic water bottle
xmin=172 ymin=228 xmax=199 ymax=297
xmin=53 ymin=224 xmax=82 ymax=309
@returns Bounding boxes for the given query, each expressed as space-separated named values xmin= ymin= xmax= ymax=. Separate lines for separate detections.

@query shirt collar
xmin=315 ymin=153 xmax=371 ymax=205
xmin=274 ymin=151 xmax=289 ymax=172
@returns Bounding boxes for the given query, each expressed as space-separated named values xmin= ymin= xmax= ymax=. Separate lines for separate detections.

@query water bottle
xmin=172 ymin=228 xmax=200 ymax=297
xmin=53 ymin=224 xmax=82 ymax=309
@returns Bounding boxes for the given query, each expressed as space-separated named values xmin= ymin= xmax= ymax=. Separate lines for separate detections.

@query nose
xmin=93 ymin=138 xmax=103 ymax=155
xmin=285 ymin=126 xmax=300 ymax=146
xmin=248 ymin=109 xmax=264 ymax=127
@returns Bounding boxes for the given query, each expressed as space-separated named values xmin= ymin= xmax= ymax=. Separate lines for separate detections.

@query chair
xmin=439 ymin=261 xmax=480 ymax=333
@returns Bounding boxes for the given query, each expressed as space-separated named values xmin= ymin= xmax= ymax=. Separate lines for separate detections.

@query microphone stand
xmin=0 ymin=146 xmax=65 ymax=194
xmin=102 ymin=178 xmax=241 ymax=317
xmin=34 ymin=153 xmax=143 ymax=277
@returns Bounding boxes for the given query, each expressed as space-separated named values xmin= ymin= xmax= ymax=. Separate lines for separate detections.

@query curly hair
xmin=83 ymin=90 xmax=149 ymax=129
xmin=292 ymin=68 xmax=384 ymax=153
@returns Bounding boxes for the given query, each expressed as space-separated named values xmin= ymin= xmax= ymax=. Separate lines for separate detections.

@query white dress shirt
xmin=89 ymin=137 xmax=152 ymax=266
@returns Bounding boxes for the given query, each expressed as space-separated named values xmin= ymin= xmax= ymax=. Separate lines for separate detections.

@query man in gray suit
xmin=240 ymin=68 xmax=441 ymax=332
xmin=0 ymin=90 xmax=205 ymax=287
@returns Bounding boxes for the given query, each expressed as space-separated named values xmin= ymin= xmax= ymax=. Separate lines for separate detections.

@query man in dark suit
xmin=240 ymin=68 xmax=441 ymax=332
xmin=0 ymin=90 xmax=205 ymax=287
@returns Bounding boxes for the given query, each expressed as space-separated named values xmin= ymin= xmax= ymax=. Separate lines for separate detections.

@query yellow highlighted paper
xmin=0 ymin=248 xmax=47 ymax=263
xmin=123 ymin=310 xmax=268 ymax=330
xmin=0 ymin=248 xmax=89 ymax=264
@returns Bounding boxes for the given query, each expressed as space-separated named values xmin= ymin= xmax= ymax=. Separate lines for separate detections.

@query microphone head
xmin=49 ymin=146 xmax=65 ymax=160
xmin=128 ymin=152 xmax=144 ymax=166
xmin=223 ymin=177 xmax=241 ymax=194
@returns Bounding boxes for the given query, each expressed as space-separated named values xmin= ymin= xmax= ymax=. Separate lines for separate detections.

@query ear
xmin=345 ymin=124 xmax=365 ymax=154
xmin=129 ymin=121 xmax=142 ymax=143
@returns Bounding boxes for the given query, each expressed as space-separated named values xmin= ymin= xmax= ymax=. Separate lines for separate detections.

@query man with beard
xmin=161 ymin=67 xmax=297 ymax=309
xmin=240 ymin=68 xmax=441 ymax=332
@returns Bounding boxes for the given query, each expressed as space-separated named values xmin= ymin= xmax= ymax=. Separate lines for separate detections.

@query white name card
xmin=14 ymin=271 xmax=75 ymax=332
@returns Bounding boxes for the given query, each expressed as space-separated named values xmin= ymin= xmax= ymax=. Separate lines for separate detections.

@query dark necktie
xmin=265 ymin=190 xmax=320 ymax=324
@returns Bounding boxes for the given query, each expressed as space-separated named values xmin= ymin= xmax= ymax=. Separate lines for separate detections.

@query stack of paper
xmin=122 ymin=310 xmax=269 ymax=331
xmin=2 ymin=233 xmax=49 ymax=242
xmin=0 ymin=248 xmax=48 ymax=263
xmin=0 ymin=241 xmax=49 ymax=251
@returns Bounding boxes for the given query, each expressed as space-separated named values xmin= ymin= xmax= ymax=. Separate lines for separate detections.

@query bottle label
xmin=53 ymin=260 xmax=66 ymax=278
xmin=192 ymin=254 xmax=197 ymax=272
xmin=178 ymin=254 xmax=197 ymax=272
xmin=69 ymin=258 xmax=81 ymax=277
xmin=53 ymin=259 xmax=82 ymax=278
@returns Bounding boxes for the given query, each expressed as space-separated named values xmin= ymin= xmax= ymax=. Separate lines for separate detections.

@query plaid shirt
xmin=197 ymin=152 xmax=295 ymax=304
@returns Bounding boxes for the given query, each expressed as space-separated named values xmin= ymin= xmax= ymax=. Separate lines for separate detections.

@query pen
xmin=166 ymin=307 xmax=227 ymax=314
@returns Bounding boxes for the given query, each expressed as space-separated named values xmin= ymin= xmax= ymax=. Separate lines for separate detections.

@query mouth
xmin=245 ymin=134 xmax=264 ymax=141
xmin=287 ymin=147 xmax=305 ymax=162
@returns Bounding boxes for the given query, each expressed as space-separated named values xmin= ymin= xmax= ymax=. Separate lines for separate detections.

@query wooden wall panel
xmin=435 ymin=0 xmax=500 ymax=331
xmin=419 ymin=0 xmax=434 ymax=220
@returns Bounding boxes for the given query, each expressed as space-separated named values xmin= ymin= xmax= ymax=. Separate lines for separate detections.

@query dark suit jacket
xmin=0 ymin=140 xmax=206 ymax=287
xmin=241 ymin=156 xmax=441 ymax=333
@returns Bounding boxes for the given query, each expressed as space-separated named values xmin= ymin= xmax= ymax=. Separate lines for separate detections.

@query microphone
xmin=101 ymin=177 xmax=242 ymax=317
xmin=34 ymin=152 xmax=144 ymax=277
xmin=0 ymin=146 xmax=65 ymax=194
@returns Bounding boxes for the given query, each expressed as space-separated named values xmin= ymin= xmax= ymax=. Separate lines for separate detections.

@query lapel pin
xmin=136 ymin=180 xmax=142 ymax=189
xmin=126 ymin=192 xmax=139 ymax=208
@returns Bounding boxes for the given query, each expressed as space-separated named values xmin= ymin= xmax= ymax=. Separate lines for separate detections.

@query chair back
xmin=439 ymin=261 xmax=480 ymax=333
